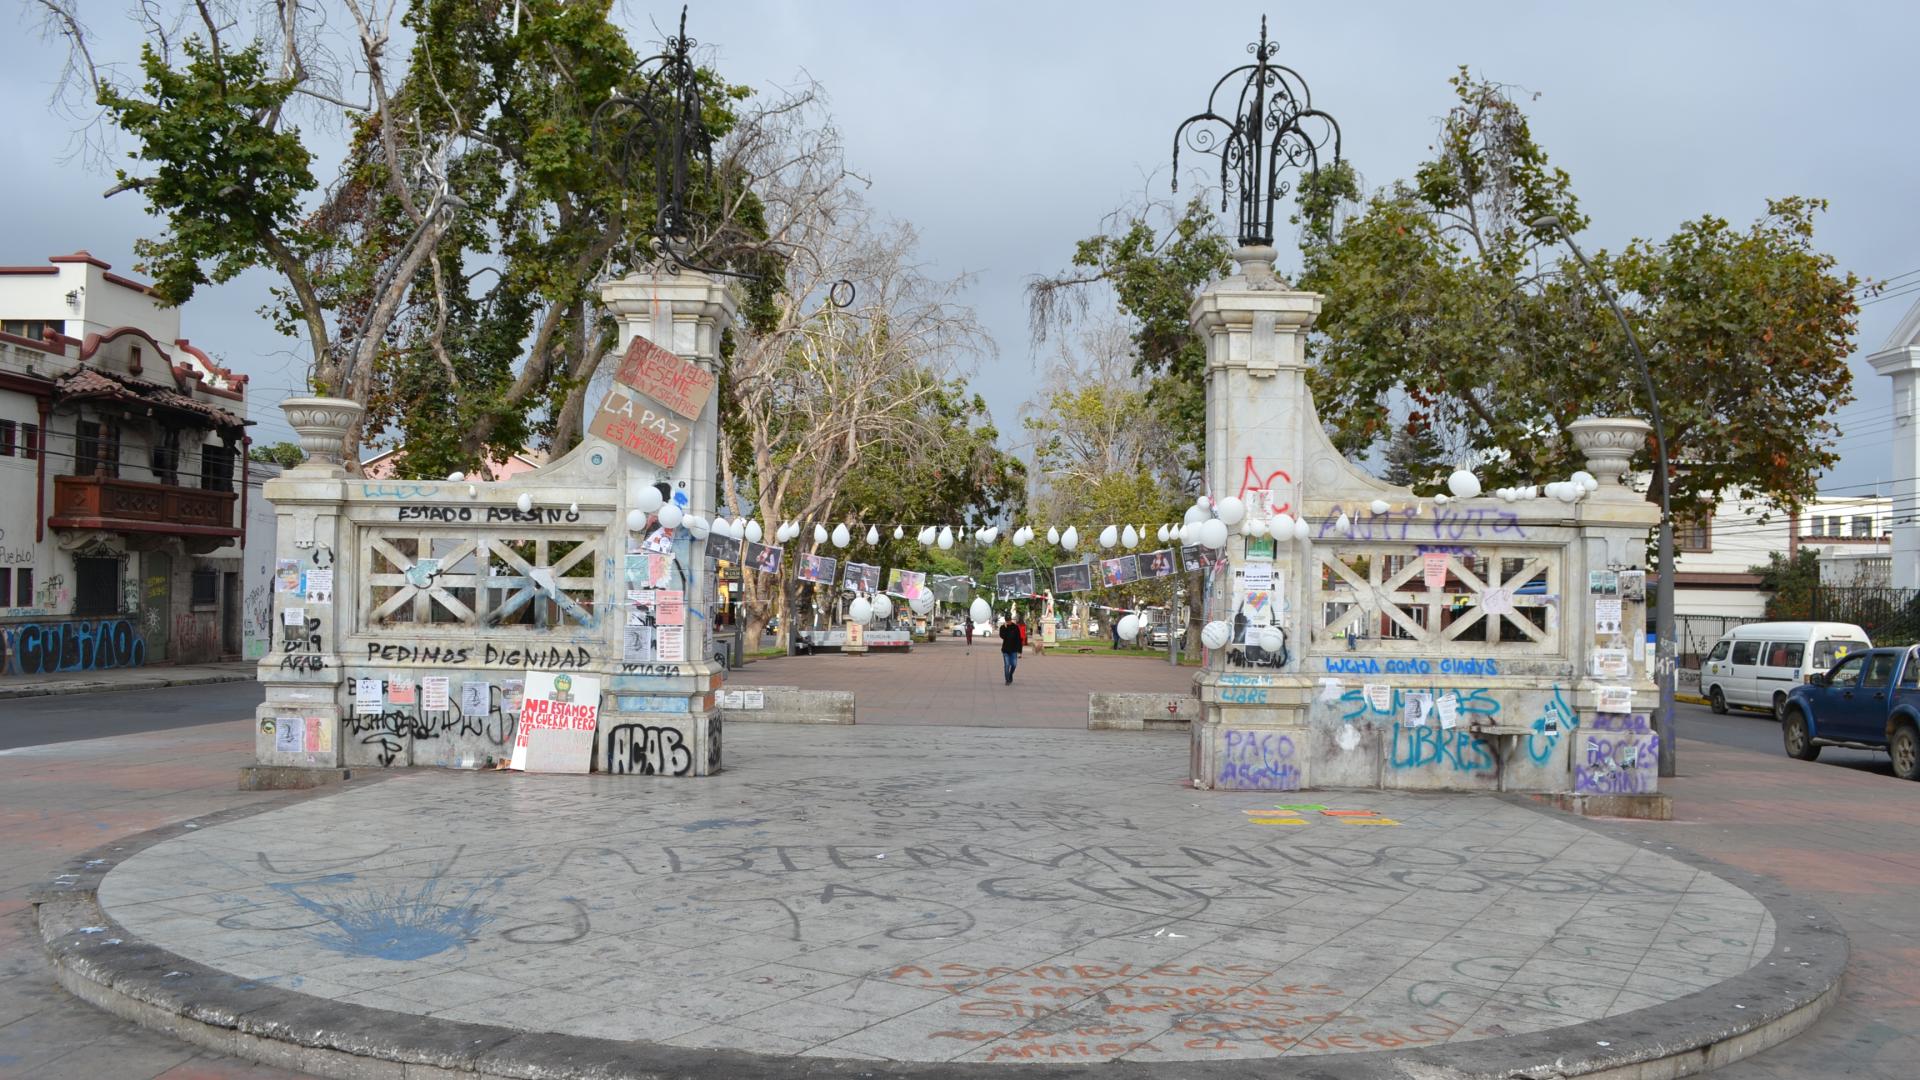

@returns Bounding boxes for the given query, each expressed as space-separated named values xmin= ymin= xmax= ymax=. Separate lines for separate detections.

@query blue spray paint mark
xmin=268 ymin=871 xmax=501 ymax=961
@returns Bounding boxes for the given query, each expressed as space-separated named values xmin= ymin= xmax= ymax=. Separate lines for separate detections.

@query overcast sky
xmin=6 ymin=1 xmax=1916 ymax=495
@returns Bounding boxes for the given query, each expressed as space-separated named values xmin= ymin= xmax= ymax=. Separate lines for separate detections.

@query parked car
xmin=1700 ymin=621 xmax=1871 ymax=720
xmin=1780 ymin=646 xmax=1920 ymax=780
xmin=1146 ymin=624 xmax=1187 ymax=648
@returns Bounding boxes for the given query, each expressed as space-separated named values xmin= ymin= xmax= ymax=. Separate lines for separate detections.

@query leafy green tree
xmin=1298 ymin=71 xmax=1858 ymax=513
xmin=248 ymin=442 xmax=307 ymax=468
xmin=1028 ymin=196 xmax=1232 ymax=472
xmin=1753 ymin=549 xmax=1822 ymax=620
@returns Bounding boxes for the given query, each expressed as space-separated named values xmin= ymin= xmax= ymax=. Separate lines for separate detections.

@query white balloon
xmin=1270 ymin=512 xmax=1295 ymax=539
xmin=515 ymin=492 xmax=533 ymax=513
xmin=848 ymin=597 xmax=874 ymax=626
xmin=918 ymin=525 xmax=936 ymax=545
xmin=1099 ymin=525 xmax=1119 ymax=549
xmin=1447 ymin=469 xmax=1482 ymax=500
xmin=1012 ymin=527 xmax=1029 ymax=548
xmin=1201 ymin=620 xmax=1233 ymax=650
xmin=1046 ymin=526 xmax=1060 ymax=544
xmin=938 ymin=526 xmax=955 ymax=550
xmin=1122 ymin=524 xmax=1139 ymax=548
xmin=468 ymin=484 xmax=478 ymax=496
xmin=1117 ymin=613 xmax=1141 ymax=642
xmin=446 ymin=471 xmax=464 ymax=482
xmin=1183 ymin=505 xmax=1207 ymax=527
xmin=872 ymin=594 xmax=895 ymax=619
xmin=1335 ymin=512 xmax=1352 ymax=534
xmin=636 ymin=486 xmax=664 ymax=513
xmin=1199 ymin=518 xmax=1229 ymax=549
xmin=969 ymin=597 xmax=992 ymax=624
xmin=1369 ymin=499 xmax=1390 ymax=515
xmin=1257 ymin=627 xmax=1285 ymax=654
xmin=893 ymin=525 xmax=904 ymax=539
xmin=982 ymin=527 xmax=1000 ymax=543
xmin=1241 ymin=515 xmax=1261 ymax=535
xmin=909 ymin=592 xmax=936 ymax=616
xmin=1156 ymin=525 xmax=1170 ymax=543
xmin=566 ymin=502 xmax=579 ymax=517
xmin=1499 ymin=488 xmax=1517 ymax=503
xmin=1215 ymin=496 xmax=1246 ymax=525
xmin=657 ymin=503 xmax=683 ymax=529
xmin=1178 ymin=522 xmax=1196 ymax=545
xmin=685 ymin=514 xmax=712 ymax=539
xmin=1433 ymin=493 xmax=1451 ymax=505
xmin=1194 ymin=494 xmax=1212 ymax=511
xmin=1292 ymin=517 xmax=1311 ymax=540
xmin=866 ymin=525 xmax=880 ymax=545
xmin=1061 ymin=526 xmax=1079 ymax=552
xmin=625 ymin=508 xmax=647 ymax=531
xmin=1575 ymin=470 xmax=1599 ymax=491
xmin=832 ymin=523 xmax=851 ymax=548
xmin=746 ymin=520 xmax=764 ymax=543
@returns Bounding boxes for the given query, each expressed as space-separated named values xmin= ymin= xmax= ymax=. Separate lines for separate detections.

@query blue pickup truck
xmin=1779 ymin=646 xmax=1920 ymax=780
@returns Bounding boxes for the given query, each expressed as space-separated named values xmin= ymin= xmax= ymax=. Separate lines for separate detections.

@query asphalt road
xmin=0 ymin=680 xmax=266 ymax=751
xmin=1672 ymin=698 xmax=1895 ymax=776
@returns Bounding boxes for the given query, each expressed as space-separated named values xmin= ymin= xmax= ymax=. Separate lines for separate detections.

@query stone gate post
xmin=595 ymin=269 xmax=738 ymax=775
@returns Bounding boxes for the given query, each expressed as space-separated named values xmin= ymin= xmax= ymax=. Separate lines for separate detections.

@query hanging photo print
xmin=798 ymin=553 xmax=838 ymax=585
xmin=1053 ymin=562 xmax=1093 ymax=594
xmin=887 ymin=567 xmax=927 ymax=600
xmin=1099 ymin=555 xmax=1140 ymax=588
xmin=745 ymin=541 xmax=784 ymax=576
xmin=843 ymin=561 xmax=881 ymax=595
xmin=1183 ymin=544 xmax=1223 ymax=571
xmin=1140 ymin=548 xmax=1176 ymax=579
xmin=995 ymin=569 xmax=1036 ymax=600
xmin=705 ymin=532 xmax=742 ymax=564
xmin=930 ymin=574 xmax=973 ymax=602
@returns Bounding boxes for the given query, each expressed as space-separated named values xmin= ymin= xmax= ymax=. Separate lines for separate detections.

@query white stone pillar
xmin=1868 ymin=302 xmax=1920 ymax=590
xmin=596 ymin=269 xmax=737 ymax=775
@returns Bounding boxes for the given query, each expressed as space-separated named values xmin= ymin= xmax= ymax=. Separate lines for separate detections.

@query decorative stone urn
xmin=1568 ymin=416 xmax=1652 ymax=487
xmin=280 ymin=397 xmax=365 ymax=474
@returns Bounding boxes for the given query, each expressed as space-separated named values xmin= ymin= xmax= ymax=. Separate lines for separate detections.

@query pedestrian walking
xmin=965 ymin=617 xmax=974 ymax=646
xmin=1110 ymin=617 xmax=1122 ymax=650
xmin=1000 ymin=617 xmax=1023 ymax=684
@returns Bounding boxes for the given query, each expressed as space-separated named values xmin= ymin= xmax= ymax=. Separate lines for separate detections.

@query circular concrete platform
xmin=39 ymin=725 xmax=1843 ymax=1077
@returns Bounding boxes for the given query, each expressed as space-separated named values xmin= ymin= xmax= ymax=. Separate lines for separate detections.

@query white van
xmin=1701 ymin=621 xmax=1872 ymax=719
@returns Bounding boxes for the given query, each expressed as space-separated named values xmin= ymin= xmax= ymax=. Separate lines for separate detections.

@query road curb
xmin=34 ymin=788 xmax=1848 ymax=1080
xmin=0 ymin=671 xmax=254 ymax=700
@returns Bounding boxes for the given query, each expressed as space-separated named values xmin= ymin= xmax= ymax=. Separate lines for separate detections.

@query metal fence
xmin=1674 ymin=614 xmax=1761 ymax=670
xmin=1811 ymin=586 xmax=1920 ymax=646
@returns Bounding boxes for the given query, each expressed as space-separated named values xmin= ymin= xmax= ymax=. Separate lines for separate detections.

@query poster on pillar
xmin=613 ymin=334 xmax=716 ymax=420
xmin=509 ymin=672 xmax=601 ymax=774
xmin=588 ymin=387 xmax=686 ymax=468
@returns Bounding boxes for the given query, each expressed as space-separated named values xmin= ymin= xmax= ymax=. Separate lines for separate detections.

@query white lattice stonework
xmin=1311 ymin=545 xmax=1563 ymax=657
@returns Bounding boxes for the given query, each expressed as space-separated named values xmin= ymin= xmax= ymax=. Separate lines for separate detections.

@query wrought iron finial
xmin=593 ymin=6 xmax=737 ymax=277
xmin=1172 ymin=17 xmax=1343 ymax=248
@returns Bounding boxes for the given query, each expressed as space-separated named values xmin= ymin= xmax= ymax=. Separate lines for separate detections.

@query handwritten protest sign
xmin=509 ymin=672 xmax=601 ymax=773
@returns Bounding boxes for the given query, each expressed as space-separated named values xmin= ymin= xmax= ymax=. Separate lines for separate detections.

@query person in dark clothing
xmin=1111 ymin=618 xmax=1122 ymax=650
xmin=965 ymin=618 xmax=974 ymax=645
xmin=999 ymin=619 xmax=1023 ymax=684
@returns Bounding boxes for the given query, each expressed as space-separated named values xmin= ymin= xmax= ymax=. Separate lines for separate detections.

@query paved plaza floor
xmin=69 ymin=722 xmax=1815 ymax=1072
xmin=732 ymin=637 xmax=1193 ymax=727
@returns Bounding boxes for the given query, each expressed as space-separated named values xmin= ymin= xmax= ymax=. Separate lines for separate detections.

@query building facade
xmin=1670 ymin=492 xmax=1893 ymax=617
xmin=0 ymin=251 xmax=252 ymax=678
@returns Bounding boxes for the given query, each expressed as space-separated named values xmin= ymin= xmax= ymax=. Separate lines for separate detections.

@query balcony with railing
xmin=50 ymin=473 xmax=240 ymax=550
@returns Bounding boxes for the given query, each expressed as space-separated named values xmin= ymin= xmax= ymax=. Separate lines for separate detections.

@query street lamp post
xmin=1534 ymin=215 xmax=1677 ymax=778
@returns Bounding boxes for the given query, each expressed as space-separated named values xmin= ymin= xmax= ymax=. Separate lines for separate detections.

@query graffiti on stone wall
xmin=1 ymin=619 xmax=146 ymax=676
xmin=605 ymin=723 xmax=692 ymax=776
xmin=172 ymin=612 xmax=221 ymax=661
xmin=1575 ymin=713 xmax=1657 ymax=794
xmin=1218 ymin=730 xmax=1300 ymax=790
xmin=343 ymin=678 xmax=522 ymax=767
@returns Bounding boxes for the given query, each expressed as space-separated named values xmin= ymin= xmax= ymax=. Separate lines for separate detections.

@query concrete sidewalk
xmin=0 ymin=661 xmax=256 ymax=700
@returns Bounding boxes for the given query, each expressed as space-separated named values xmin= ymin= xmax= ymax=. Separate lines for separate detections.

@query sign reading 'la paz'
xmin=615 ymin=334 xmax=716 ymax=419
xmin=588 ymin=389 xmax=686 ymax=468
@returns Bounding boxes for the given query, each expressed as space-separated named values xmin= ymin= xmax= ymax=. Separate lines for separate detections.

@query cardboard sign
xmin=509 ymin=672 xmax=601 ymax=773
xmin=589 ymin=387 xmax=686 ymax=467
xmin=613 ymin=334 xmax=716 ymax=420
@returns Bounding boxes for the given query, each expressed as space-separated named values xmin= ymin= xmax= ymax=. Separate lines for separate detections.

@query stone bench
xmin=1088 ymin=691 xmax=1198 ymax=731
xmin=720 ymin=686 xmax=855 ymax=725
